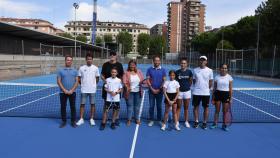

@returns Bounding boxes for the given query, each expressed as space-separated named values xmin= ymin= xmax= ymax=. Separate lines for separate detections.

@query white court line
xmin=129 ymin=90 xmax=146 ymax=158
xmin=0 ymin=86 xmax=55 ymax=102
xmin=233 ymin=97 xmax=280 ymax=120
xmin=237 ymin=90 xmax=280 ymax=106
xmin=0 ymin=92 xmax=58 ymax=114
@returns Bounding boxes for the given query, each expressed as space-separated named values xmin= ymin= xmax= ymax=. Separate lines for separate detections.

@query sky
xmin=0 ymin=0 xmax=265 ymax=30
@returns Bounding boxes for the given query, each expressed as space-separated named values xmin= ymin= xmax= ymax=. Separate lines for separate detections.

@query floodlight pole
xmin=73 ymin=3 xmax=79 ymax=66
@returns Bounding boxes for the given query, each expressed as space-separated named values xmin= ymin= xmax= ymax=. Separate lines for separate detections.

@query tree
xmin=95 ymin=36 xmax=103 ymax=46
xmin=149 ymin=35 xmax=166 ymax=57
xmin=117 ymin=31 xmax=133 ymax=55
xmin=217 ymin=40 xmax=235 ymax=50
xmin=137 ymin=33 xmax=150 ymax=56
xmin=60 ymin=33 xmax=74 ymax=39
xmin=256 ymin=0 xmax=280 ymax=46
xmin=192 ymin=31 xmax=219 ymax=55
xmin=104 ymin=34 xmax=113 ymax=43
xmin=76 ymin=35 xmax=87 ymax=43
xmin=234 ymin=16 xmax=257 ymax=49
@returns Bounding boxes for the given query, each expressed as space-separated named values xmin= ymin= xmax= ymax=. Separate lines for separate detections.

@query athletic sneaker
xmin=115 ymin=119 xmax=120 ymax=126
xmin=59 ymin=122 xmax=66 ymax=128
xmin=185 ymin=121 xmax=190 ymax=128
xmin=71 ymin=122 xmax=77 ymax=128
xmin=90 ymin=119 xmax=95 ymax=126
xmin=222 ymin=125 xmax=229 ymax=131
xmin=201 ymin=123 xmax=207 ymax=130
xmin=76 ymin=118 xmax=84 ymax=126
xmin=111 ymin=123 xmax=116 ymax=130
xmin=99 ymin=123 xmax=106 ymax=131
xmin=210 ymin=123 xmax=218 ymax=129
xmin=193 ymin=121 xmax=199 ymax=128
xmin=175 ymin=124 xmax=181 ymax=131
xmin=161 ymin=124 xmax=166 ymax=131
xmin=148 ymin=121 xmax=154 ymax=127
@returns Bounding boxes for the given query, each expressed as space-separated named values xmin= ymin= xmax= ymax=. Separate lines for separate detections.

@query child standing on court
xmin=100 ymin=68 xmax=123 ymax=130
xmin=161 ymin=70 xmax=180 ymax=131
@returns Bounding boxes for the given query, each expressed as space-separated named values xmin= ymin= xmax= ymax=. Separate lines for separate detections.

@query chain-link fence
xmin=0 ymin=34 xmax=109 ymax=81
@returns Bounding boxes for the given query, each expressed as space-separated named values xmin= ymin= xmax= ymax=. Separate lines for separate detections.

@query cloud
xmin=68 ymin=0 xmax=170 ymax=28
xmin=203 ymin=0 xmax=263 ymax=28
xmin=0 ymin=0 xmax=49 ymax=18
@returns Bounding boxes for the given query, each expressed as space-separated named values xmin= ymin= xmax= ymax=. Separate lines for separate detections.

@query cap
xmin=199 ymin=56 xmax=207 ymax=60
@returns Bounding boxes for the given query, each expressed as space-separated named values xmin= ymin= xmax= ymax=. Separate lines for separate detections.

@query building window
xmin=68 ymin=28 xmax=71 ymax=31
xmin=34 ymin=26 xmax=38 ymax=29
xmin=138 ymin=30 xmax=140 ymax=33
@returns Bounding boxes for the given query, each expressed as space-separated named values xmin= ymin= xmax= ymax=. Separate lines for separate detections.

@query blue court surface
xmin=1 ymin=64 xmax=280 ymax=158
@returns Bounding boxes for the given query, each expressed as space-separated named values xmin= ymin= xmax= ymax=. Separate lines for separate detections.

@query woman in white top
xmin=211 ymin=64 xmax=233 ymax=131
xmin=123 ymin=60 xmax=144 ymax=126
xmin=162 ymin=70 xmax=180 ymax=131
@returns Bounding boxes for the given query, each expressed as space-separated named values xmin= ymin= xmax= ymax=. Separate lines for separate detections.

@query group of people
xmin=57 ymin=51 xmax=233 ymax=131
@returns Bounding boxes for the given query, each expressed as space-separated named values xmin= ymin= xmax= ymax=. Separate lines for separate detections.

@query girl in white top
xmin=211 ymin=63 xmax=233 ymax=131
xmin=162 ymin=70 xmax=180 ymax=131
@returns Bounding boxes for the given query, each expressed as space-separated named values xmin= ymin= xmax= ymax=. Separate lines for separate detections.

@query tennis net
xmin=0 ymin=82 xmax=280 ymax=123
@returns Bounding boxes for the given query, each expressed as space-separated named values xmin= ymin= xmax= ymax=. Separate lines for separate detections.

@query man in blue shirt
xmin=57 ymin=55 xmax=79 ymax=128
xmin=146 ymin=55 xmax=166 ymax=126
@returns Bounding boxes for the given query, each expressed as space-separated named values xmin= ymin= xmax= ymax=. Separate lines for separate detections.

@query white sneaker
xmin=76 ymin=118 xmax=84 ymax=126
xmin=175 ymin=124 xmax=181 ymax=131
xmin=148 ymin=121 xmax=154 ymax=127
xmin=176 ymin=121 xmax=180 ymax=127
xmin=161 ymin=124 xmax=166 ymax=131
xmin=90 ymin=119 xmax=95 ymax=126
xmin=185 ymin=121 xmax=190 ymax=128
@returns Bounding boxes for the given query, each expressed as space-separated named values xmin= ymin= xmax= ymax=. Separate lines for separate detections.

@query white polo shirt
xmin=192 ymin=67 xmax=213 ymax=96
xmin=215 ymin=74 xmax=233 ymax=91
xmin=78 ymin=65 xmax=100 ymax=93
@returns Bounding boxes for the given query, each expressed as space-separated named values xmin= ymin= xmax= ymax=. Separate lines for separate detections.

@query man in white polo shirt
xmin=192 ymin=55 xmax=213 ymax=130
xmin=76 ymin=53 xmax=100 ymax=126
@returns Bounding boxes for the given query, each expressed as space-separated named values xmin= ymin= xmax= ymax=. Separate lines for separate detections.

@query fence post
xmin=271 ymin=45 xmax=277 ymax=78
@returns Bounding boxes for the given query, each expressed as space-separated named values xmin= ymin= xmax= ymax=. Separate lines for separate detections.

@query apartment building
xmin=0 ymin=18 xmax=64 ymax=35
xmin=167 ymin=0 xmax=205 ymax=53
xmin=65 ymin=21 xmax=150 ymax=53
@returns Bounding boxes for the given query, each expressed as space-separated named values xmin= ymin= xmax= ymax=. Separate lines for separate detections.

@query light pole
xmin=73 ymin=3 xmax=79 ymax=66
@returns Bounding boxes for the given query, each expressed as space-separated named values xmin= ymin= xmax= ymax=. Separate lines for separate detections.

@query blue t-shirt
xmin=146 ymin=66 xmax=166 ymax=89
xmin=175 ymin=69 xmax=193 ymax=92
xmin=57 ymin=67 xmax=78 ymax=93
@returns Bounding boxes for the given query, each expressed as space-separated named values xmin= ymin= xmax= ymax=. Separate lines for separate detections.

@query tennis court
xmin=1 ymin=64 xmax=280 ymax=158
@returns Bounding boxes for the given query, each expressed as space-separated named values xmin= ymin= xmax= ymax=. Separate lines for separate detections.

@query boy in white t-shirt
xmin=100 ymin=68 xmax=123 ymax=130
xmin=192 ymin=56 xmax=213 ymax=130
xmin=76 ymin=53 xmax=100 ymax=126
xmin=162 ymin=70 xmax=180 ymax=131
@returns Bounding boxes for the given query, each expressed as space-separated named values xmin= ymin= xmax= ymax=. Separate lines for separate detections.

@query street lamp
xmin=73 ymin=3 xmax=79 ymax=66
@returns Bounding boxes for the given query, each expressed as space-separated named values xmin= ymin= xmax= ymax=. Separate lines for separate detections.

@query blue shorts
xmin=80 ymin=93 xmax=96 ymax=105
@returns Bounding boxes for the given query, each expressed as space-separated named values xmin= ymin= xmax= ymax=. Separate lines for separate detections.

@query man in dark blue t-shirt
xmin=175 ymin=57 xmax=193 ymax=128
xmin=146 ymin=55 xmax=166 ymax=127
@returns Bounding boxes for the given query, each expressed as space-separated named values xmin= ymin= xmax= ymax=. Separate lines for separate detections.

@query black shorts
xmin=192 ymin=95 xmax=210 ymax=107
xmin=164 ymin=93 xmax=177 ymax=104
xmin=104 ymin=101 xmax=120 ymax=110
xmin=214 ymin=90 xmax=230 ymax=103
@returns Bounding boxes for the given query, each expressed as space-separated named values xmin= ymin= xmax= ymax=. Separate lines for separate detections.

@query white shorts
xmin=178 ymin=91 xmax=191 ymax=100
